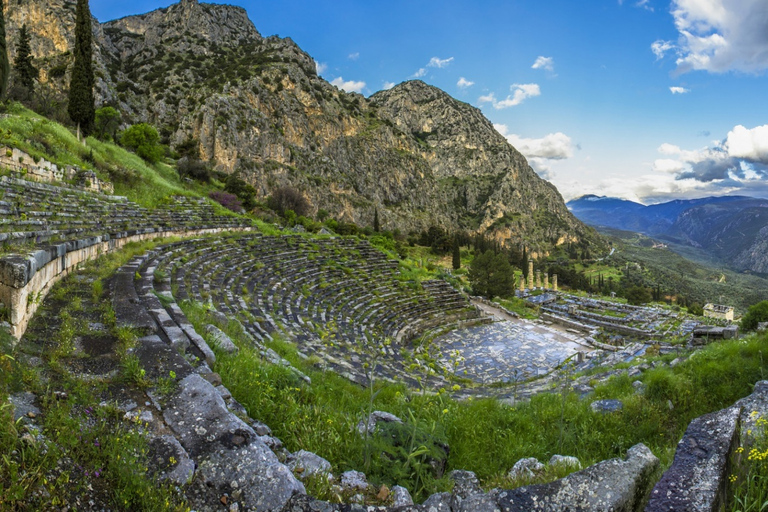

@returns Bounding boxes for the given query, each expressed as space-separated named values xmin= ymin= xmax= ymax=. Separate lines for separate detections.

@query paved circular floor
xmin=436 ymin=319 xmax=588 ymax=384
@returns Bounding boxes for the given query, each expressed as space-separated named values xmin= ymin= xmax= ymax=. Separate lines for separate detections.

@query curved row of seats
xmin=0 ymin=175 xmax=249 ymax=247
xmin=131 ymin=234 xmax=484 ymax=387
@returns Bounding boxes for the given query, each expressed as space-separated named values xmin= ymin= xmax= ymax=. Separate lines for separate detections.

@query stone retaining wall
xmin=0 ymin=226 xmax=254 ymax=339
xmin=1 ymin=146 xmax=114 ymax=194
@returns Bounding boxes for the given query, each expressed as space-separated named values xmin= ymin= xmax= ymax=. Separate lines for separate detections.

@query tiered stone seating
xmin=136 ymin=234 xmax=485 ymax=387
xmin=0 ymin=176 xmax=254 ymax=338
xmin=0 ymin=176 xmax=248 ymax=246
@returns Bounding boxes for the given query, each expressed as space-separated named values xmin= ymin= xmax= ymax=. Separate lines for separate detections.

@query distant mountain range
xmin=567 ymin=195 xmax=768 ymax=273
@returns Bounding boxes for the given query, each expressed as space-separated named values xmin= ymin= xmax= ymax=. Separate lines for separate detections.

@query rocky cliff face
xmin=5 ymin=0 xmax=600 ymax=255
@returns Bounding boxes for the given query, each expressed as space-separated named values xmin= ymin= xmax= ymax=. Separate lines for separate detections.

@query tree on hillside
xmin=452 ymin=237 xmax=461 ymax=270
xmin=268 ymin=186 xmax=310 ymax=217
xmin=120 ymin=123 xmax=164 ymax=163
xmin=625 ymin=285 xmax=652 ymax=306
xmin=13 ymin=24 xmax=37 ymax=100
xmin=224 ymin=174 xmax=257 ymax=210
xmin=68 ymin=0 xmax=95 ymax=138
xmin=0 ymin=0 xmax=9 ymax=100
xmin=373 ymin=208 xmax=380 ymax=232
xmin=469 ymin=250 xmax=515 ymax=299
xmin=741 ymin=301 xmax=768 ymax=331
xmin=521 ymin=247 xmax=529 ymax=281
xmin=94 ymin=106 xmax=121 ymax=141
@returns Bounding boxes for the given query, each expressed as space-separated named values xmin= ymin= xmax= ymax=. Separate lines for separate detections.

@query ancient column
xmin=528 ymin=261 xmax=534 ymax=289
xmin=535 ymin=270 xmax=541 ymax=289
xmin=519 ymin=275 xmax=525 ymax=293
xmin=553 ymin=274 xmax=558 ymax=292
xmin=544 ymin=274 xmax=549 ymax=290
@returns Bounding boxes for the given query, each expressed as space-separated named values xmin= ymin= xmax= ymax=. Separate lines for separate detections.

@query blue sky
xmin=91 ymin=0 xmax=768 ymax=204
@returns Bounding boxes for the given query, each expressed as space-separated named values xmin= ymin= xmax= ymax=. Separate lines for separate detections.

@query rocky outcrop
xmin=8 ymin=0 xmax=600 ymax=255
xmin=498 ymin=444 xmax=658 ymax=512
xmin=646 ymin=405 xmax=740 ymax=511
xmin=646 ymin=380 xmax=768 ymax=512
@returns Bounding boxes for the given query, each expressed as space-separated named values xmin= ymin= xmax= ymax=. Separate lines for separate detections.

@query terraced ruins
xmin=2 ymin=166 xmax=767 ymax=511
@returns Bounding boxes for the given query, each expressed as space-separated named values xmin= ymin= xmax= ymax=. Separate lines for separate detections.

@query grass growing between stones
xmin=0 ymin=239 xmax=193 ymax=510
xmin=187 ymin=303 xmax=768 ymax=502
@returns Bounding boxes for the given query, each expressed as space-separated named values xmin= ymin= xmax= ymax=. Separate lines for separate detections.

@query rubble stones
xmin=548 ymin=455 xmax=581 ymax=470
xmin=205 ymin=324 xmax=239 ymax=354
xmin=391 ymin=485 xmax=414 ymax=507
xmin=497 ymin=443 xmax=658 ymax=511
xmin=340 ymin=470 xmax=368 ymax=492
xmin=508 ymin=458 xmax=545 ymax=480
xmin=591 ymin=399 xmax=624 ymax=414
xmin=286 ymin=450 xmax=332 ymax=480
xmin=357 ymin=410 xmax=404 ymax=436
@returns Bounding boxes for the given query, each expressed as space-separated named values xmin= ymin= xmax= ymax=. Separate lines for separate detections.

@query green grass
xmin=0 ymin=102 xmax=205 ymax=208
xmin=178 ymin=296 xmax=768 ymax=503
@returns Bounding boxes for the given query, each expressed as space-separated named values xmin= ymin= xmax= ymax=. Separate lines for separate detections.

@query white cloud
xmin=480 ymin=84 xmax=541 ymax=109
xmin=659 ymin=0 xmax=768 ymax=74
xmin=412 ymin=68 xmax=427 ymax=78
xmin=532 ymin=56 xmax=554 ymax=72
xmin=726 ymin=125 xmax=768 ymax=163
xmin=494 ymin=124 xmax=574 ymax=180
xmin=653 ymin=158 xmax=687 ymax=173
xmin=457 ymin=77 xmax=475 ymax=88
xmin=635 ymin=0 xmax=654 ymax=11
xmin=497 ymin=128 xmax=574 ymax=160
xmin=330 ymin=77 xmax=366 ymax=94
xmin=348 ymin=52 xmax=360 ymax=60
xmin=315 ymin=61 xmax=328 ymax=74
xmin=497 ymin=84 xmax=541 ymax=108
xmin=669 ymin=86 xmax=690 ymax=94
xmin=651 ymin=40 xmax=675 ymax=60
xmin=428 ymin=56 xmax=454 ymax=68
xmin=383 ymin=81 xmax=396 ymax=90
xmin=478 ymin=92 xmax=496 ymax=104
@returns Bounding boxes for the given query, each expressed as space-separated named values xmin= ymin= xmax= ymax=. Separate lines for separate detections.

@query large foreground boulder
xmin=645 ymin=405 xmax=740 ymax=512
xmin=496 ymin=443 xmax=658 ymax=511
xmin=164 ymin=373 xmax=305 ymax=511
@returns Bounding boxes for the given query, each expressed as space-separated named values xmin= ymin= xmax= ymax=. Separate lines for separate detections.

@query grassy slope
xmin=0 ymin=103 xmax=195 ymax=207
xmin=601 ymin=228 xmax=768 ymax=313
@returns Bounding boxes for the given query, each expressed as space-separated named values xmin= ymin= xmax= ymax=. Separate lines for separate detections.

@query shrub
xmin=268 ymin=186 xmax=310 ymax=217
xmin=224 ymin=174 xmax=257 ymax=209
xmin=119 ymin=123 xmax=164 ymax=163
xmin=209 ymin=190 xmax=242 ymax=212
xmin=741 ymin=301 xmax=768 ymax=331
xmin=177 ymin=157 xmax=210 ymax=182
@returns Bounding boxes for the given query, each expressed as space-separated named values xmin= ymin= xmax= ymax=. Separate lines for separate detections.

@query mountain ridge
xmin=4 ymin=0 xmax=601 ymax=256
xmin=568 ymin=194 xmax=768 ymax=272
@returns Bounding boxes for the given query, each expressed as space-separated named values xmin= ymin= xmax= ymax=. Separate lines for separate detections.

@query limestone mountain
xmin=5 ymin=0 xmax=600 ymax=255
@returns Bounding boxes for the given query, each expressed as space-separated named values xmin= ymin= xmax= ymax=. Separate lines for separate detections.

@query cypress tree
xmin=373 ymin=208 xmax=380 ymax=232
xmin=452 ymin=237 xmax=461 ymax=270
xmin=68 ymin=0 xmax=95 ymax=137
xmin=14 ymin=24 xmax=37 ymax=99
xmin=521 ymin=247 xmax=528 ymax=280
xmin=0 ymin=0 xmax=9 ymax=99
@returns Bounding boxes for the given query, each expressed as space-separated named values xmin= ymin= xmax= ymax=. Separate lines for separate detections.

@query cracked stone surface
xmin=436 ymin=320 xmax=588 ymax=383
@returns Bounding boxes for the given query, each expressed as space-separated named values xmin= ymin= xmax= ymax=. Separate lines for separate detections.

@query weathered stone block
xmin=646 ymin=405 xmax=740 ymax=512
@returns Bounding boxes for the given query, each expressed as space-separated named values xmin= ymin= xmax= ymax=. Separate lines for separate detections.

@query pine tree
xmin=13 ymin=24 xmax=37 ymax=99
xmin=0 ymin=0 xmax=9 ymax=100
xmin=452 ymin=237 xmax=461 ymax=270
xmin=68 ymin=0 xmax=95 ymax=137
